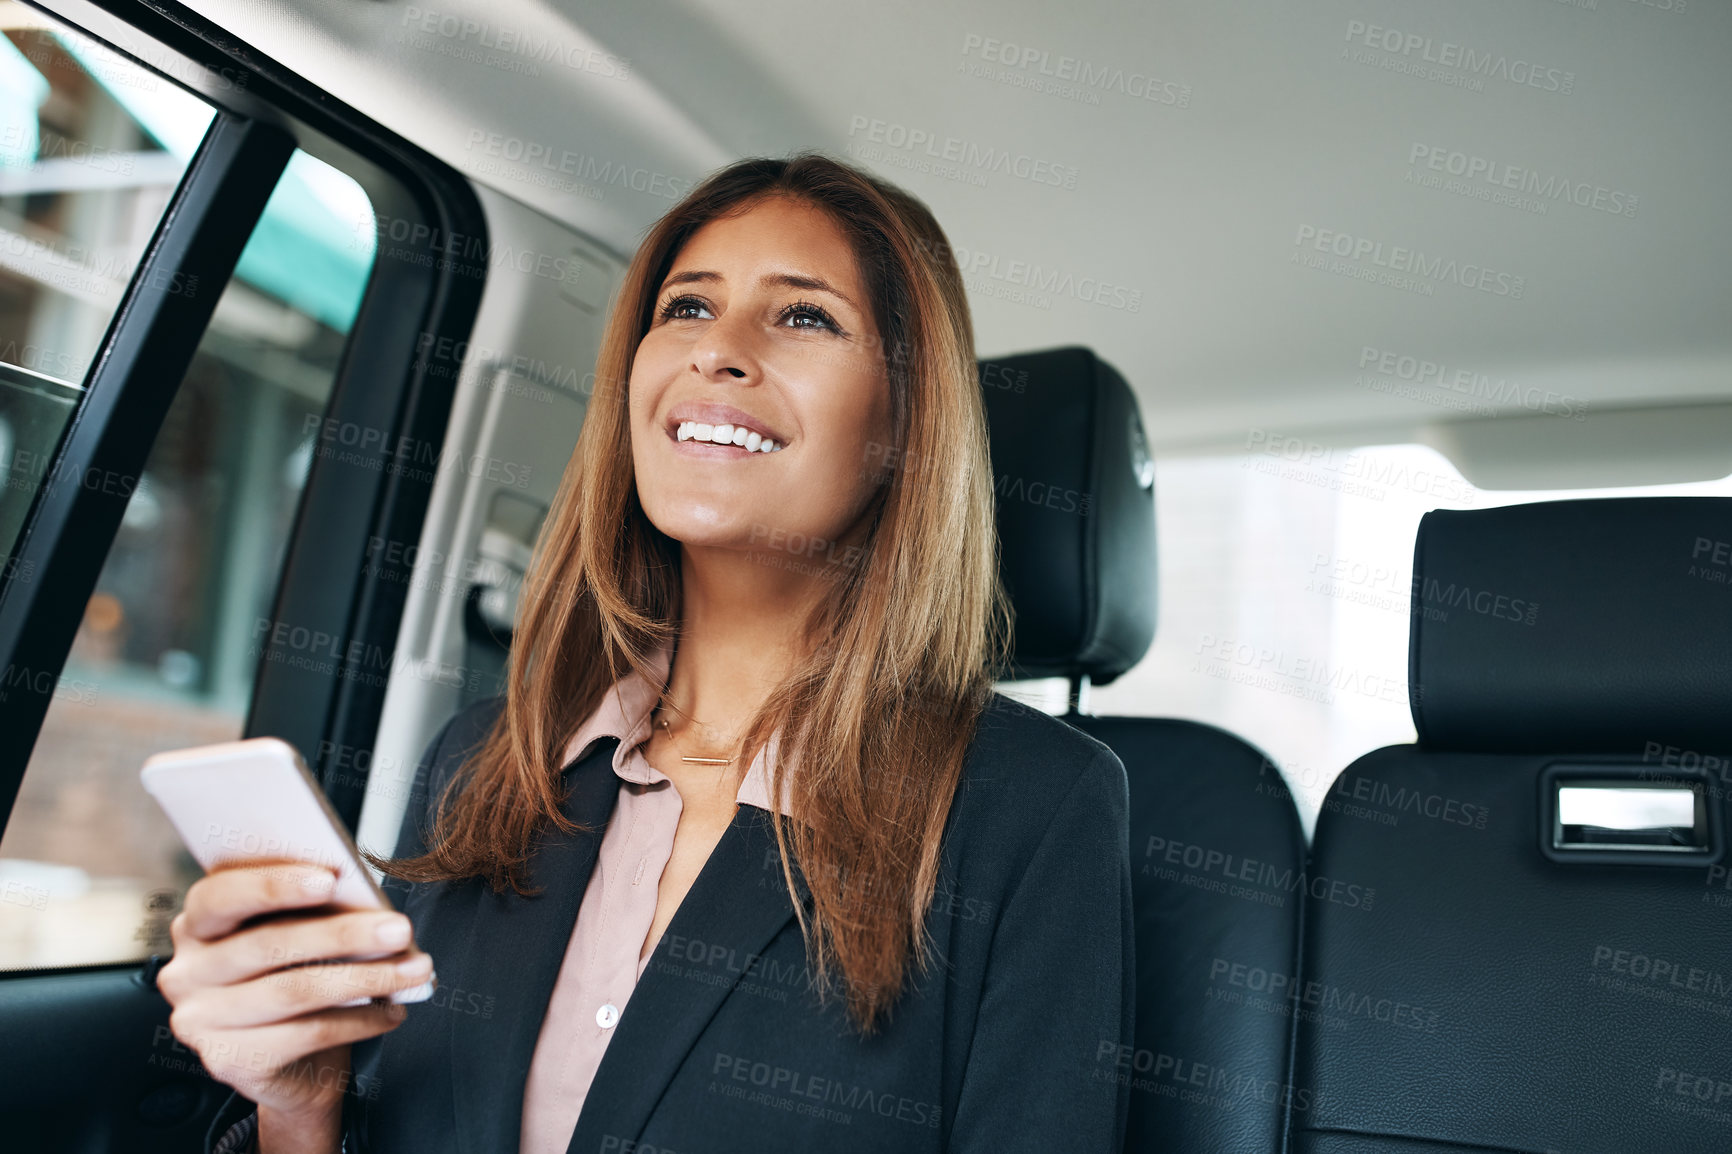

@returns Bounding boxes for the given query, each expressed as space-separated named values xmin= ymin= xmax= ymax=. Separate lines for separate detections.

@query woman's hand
xmin=155 ymin=862 xmax=433 ymax=1149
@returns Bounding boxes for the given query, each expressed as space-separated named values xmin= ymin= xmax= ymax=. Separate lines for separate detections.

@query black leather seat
xmin=982 ymin=347 xmax=1307 ymax=1154
xmin=1292 ymin=497 xmax=1732 ymax=1154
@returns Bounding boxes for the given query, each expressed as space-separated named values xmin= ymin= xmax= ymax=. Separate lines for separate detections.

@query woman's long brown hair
xmin=380 ymin=152 xmax=1010 ymax=1034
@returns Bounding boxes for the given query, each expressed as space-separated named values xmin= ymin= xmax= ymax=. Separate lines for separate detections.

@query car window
xmin=0 ymin=23 xmax=216 ymax=569
xmin=0 ymin=105 xmax=376 ymax=971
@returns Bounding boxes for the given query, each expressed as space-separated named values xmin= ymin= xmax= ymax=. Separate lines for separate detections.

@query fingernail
xmin=396 ymin=954 xmax=432 ymax=978
xmin=376 ymin=917 xmax=412 ymax=947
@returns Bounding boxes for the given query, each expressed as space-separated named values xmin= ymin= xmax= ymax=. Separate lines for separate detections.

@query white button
xmin=596 ymin=1003 xmax=620 ymax=1029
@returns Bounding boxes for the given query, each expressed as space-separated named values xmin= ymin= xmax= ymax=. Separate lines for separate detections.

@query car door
xmin=0 ymin=3 xmax=487 ymax=1148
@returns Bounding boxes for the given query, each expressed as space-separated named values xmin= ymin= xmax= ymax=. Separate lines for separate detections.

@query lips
xmin=675 ymin=420 xmax=782 ymax=452
xmin=665 ymin=403 xmax=788 ymax=454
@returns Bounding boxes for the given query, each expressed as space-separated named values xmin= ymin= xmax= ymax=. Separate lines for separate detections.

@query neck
xmin=661 ymin=545 xmax=825 ymax=743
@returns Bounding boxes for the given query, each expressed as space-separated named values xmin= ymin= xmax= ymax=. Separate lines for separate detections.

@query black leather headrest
xmin=1410 ymin=497 xmax=1732 ymax=753
xmin=978 ymin=346 xmax=1156 ymax=685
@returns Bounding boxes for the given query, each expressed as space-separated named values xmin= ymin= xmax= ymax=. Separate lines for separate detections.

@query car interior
xmin=0 ymin=2 xmax=1727 ymax=1152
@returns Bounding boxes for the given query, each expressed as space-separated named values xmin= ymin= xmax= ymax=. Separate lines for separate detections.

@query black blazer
xmin=208 ymin=691 xmax=1134 ymax=1154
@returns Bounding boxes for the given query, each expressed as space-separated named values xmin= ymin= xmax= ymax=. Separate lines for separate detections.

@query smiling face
xmin=629 ymin=195 xmax=894 ymax=557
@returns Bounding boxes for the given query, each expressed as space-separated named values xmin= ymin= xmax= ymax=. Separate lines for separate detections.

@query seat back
xmin=983 ymin=347 xmax=1307 ymax=1154
xmin=1293 ymin=497 xmax=1732 ymax=1154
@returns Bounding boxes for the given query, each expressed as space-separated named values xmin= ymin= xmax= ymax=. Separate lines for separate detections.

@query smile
xmin=675 ymin=420 xmax=784 ymax=453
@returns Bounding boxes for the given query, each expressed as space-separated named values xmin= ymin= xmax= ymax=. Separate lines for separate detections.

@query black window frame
xmin=0 ymin=0 xmax=490 ymax=844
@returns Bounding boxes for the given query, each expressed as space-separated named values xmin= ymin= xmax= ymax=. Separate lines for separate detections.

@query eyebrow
xmin=660 ymin=269 xmax=859 ymax=311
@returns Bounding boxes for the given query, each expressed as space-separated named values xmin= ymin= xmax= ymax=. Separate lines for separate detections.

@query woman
xmin=161 ymin=153 xmax=1133 ymax=1154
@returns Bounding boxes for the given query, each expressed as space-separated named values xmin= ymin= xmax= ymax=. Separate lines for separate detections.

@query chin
xmin=641 ymin=505 xmax=757 ymax=549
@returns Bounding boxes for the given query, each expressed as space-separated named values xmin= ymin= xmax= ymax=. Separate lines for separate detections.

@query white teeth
xmin=671 ymin=419 xmax=782 ymax=452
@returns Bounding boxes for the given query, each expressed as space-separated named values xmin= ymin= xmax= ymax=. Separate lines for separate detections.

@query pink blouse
xmin=517 ymin=644 xmax=796 ymax=1154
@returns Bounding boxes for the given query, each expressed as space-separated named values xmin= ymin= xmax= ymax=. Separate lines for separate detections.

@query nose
xmin=689 ymin=309 xmax=758 ymax=383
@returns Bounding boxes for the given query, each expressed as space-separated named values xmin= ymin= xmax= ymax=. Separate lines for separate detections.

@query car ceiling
xmin=138 ymin=0 xmax=1732 ymax=485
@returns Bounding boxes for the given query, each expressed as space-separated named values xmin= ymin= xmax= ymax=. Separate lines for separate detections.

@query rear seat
xmin=981 ymin=347 xmax=1307 ymax=1154
xmin=1292 ymin=497 xmax=1732 ymax=1154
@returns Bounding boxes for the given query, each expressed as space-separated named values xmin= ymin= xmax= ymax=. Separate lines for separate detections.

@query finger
xmin=179 ymin=863 xmax=341 ymax=941
xmin=184 ymin=1002 xmax=408 ymax=1087
xmin=200 ymin=952 xmax=436 ymax=1028
xmin=178 ymin=910 xmax=418 ymax=989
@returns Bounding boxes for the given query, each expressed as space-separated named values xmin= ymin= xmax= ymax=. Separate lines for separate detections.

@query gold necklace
xmin=652 ymin=704 xmax=735 ymax=766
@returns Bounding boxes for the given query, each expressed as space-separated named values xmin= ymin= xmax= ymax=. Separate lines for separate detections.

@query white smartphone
xmin=140 ymin=736 xmax=433 ymax=1005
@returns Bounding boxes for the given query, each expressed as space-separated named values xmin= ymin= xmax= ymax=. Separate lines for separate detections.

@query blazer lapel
xmin=567 ymin=804 xmax=802 ymax=1154
xmin=449 ymin=739 xmax=622 ymax=1154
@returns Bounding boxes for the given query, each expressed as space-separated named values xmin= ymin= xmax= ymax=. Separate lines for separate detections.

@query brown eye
xmin=780 ymin=301 xmax=841 ymax=333
xmin=659 ymin=295 xmax=711 ymax=321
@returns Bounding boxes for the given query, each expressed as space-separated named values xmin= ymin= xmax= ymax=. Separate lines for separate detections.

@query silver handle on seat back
xmin=1553 ymin=782 xmax=1706 ymax=852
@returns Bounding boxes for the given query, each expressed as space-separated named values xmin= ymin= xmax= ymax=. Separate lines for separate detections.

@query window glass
xmin=0 ymin=17 xmax=216 ymax=564
xmin=1086 ymin=444 xmax=1732 ymax=839
xmin=0 ymin=138 xmax=376 ymax=969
